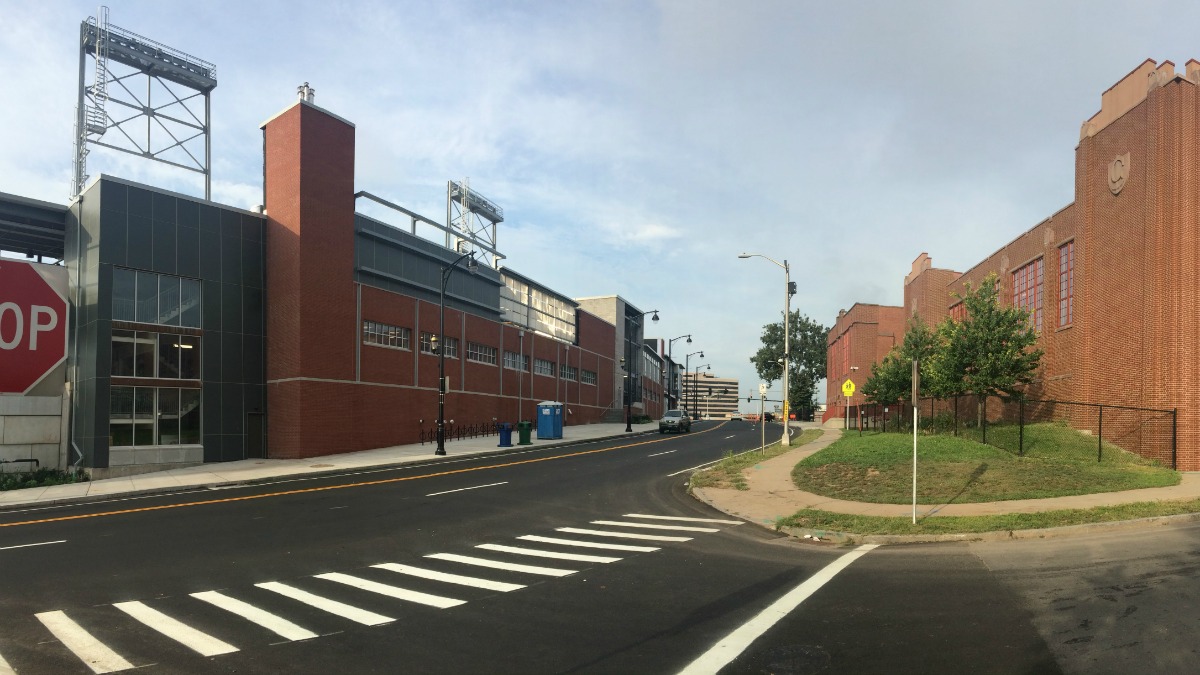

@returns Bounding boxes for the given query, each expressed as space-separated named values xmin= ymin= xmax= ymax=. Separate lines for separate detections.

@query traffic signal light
xmin=788 ymin=281 xmax=797 ymax=296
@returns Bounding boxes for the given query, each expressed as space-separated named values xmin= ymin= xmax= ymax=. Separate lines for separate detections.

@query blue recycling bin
xmin=536 ymin=401 xmax=563 ymax=439
xmin=497 ymin=422 xmax=514 ymax=447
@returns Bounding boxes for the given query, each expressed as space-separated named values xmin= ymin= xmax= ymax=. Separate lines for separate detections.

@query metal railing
xmin=418 ymin=421 xmax=500 ymax=445
xmin=852 ymin=396 xmax=1177 ymax=469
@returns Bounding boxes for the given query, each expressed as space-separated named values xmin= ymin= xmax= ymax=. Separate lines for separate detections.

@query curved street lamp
xmin=434 ymin=250 xmax=477 ymax=455
xmin=683 ymin=350 xmax=703 ymax=415
xmin=739 ymin=252 xmax=793 ymax=447
xmin=692 ymin=364 xmax=710 ymax=420
xmin=666 ymin=334 xmax=692 ymax=410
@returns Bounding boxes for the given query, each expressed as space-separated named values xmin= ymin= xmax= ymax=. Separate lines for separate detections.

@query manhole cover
xmin=749 ymin=644 xmax=830 ymax=675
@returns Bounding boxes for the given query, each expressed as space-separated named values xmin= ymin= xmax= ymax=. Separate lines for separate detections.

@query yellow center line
xmin=1 ymin=423 xmax=725 ymax=529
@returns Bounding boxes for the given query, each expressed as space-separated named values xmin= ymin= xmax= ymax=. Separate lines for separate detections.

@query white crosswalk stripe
xmin=112 ymin=601 xmax=238 ymax=657
xmin=591 ymin=520 xmax=720 ymax=532
xmin=556 ymin=527 xmax=692 ymax=542
xmin=425 ymin=553 xmax=577 ymax=577
xmin=517 ymin=535 xmax=660 ymax=552
xmin=33 ymin=611 xmax=134 ymax=674
xmin=315 ymin=572 xmax=466 ymax=609
xmin=191 ymin=590 xmax=318 ymax=641
xmin=0 ymin=649 xmax=14 ymax=675
xmin=256 ymin=582 xmax=394 ymax=626
xmin=373 ymin=563 xmax=525 ymax=592
xmin=476 ymin=543 xmax=621 ymax=563
xmin=623 ymin=514 xmax=743 ymax=525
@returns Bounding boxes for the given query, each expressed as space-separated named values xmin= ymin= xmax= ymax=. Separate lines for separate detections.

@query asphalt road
xmin=1 ymin=421 xmax=1196 ymax=674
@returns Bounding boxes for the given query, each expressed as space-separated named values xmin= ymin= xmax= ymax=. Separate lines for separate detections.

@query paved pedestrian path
xmin=691 ymin=424 xmax=1200 ymax=529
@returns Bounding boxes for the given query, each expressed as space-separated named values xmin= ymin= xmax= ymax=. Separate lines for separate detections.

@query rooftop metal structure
xmin=447 ymin=179 xmax=504 ymax=269
xmin=72 ymin=6 xmax=218 ymax=199
xmin=0 ymin=192 xmax=68 ymax=261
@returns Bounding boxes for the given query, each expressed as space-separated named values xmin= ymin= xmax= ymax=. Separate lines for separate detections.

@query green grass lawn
xmin=792 ymin=423 xmax=1179 ymax=504
xmin=690 ymin=429 xmax=823 ymax=490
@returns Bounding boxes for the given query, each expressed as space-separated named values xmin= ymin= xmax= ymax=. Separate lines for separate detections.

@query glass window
xmin=363 ymin=320 xmax=411 ymax=350
xmin=177 ymin=335 xmax=200 ymax=380
xmin=135 ymin=331 xmax=156 ymax=377
xmin=1058 ymin=241 xmax=1074 ymax=327
xmin=158 ymin=388 xmax=180 ymax=445
xmin=110 ymin=386 xmax=134 ymax=447
xmin=1012 ymin=258 xmax=1045 ymax=331
xmin=180 ymin=278 xmax=202 ymax=328
xmin=419 ymin=332 xmax=456 ymax=357
xmin=111 ymin=330 xmax=136 ymax=377
xmin=180 ymin=389 xmax=201 ymax=444
xmin=467 ymin=342 xmax=497 ymax=365
xmin=113 ymin=268 xmax=136 ymax=321
xmin=158 ymin=333 xmax=181 ymax=379
xmin=581 ymin=370 xmax=597 ymax=385
xmin=133 ymin=387 xmax=155 ymax=445
xmin=157 ymin=276 xmax=180 ymax=326
xmin=135 ymin=271 xmax=158 ymax=323
xmin=534 ymin=358 xmax=555 ymax=377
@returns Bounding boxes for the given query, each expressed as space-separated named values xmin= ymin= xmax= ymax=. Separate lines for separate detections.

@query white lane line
xmin=591 ymin=520 xmax=720 ymax=533
xmin=725 ymin=435 xmax=736 ymax=439
xmin=190 ymin=591 xmax=318 ymax=642
xmin=314 ymin=573 xmax=465 ymax=609
xmin=256 ymin=582 xmax=393 ymax=626
xmin=1 ymin=540 xmax=67 ymax=551
xmin=556 ymin=527 xmax=692 ymax=542
xmin=647 ymin=450 xmax=677 ymax=457
xmin=425 ymin=553 xmax=577 ymax=577
xmin=518 ymin=535 xmax=660 ymax=552
xmin=475 ymin=544 xmax=621 ymax=564
xmin=426 ymin=481 xmax=508 ymax=497
xmin=676 ymin=544 xmax=880 ymax=675
xmin=0 ymin=649 xmax=13 ymax=675
xmin=373 ymin=563 xmax=524 ymax=592
xmin=33 ymin=611 xmax=134 ymax=674
xmin=666 ymin=459 xmax=724 ymax=477
xmin=112 ymin=601 xmax=238 ymax=657
xmin=624 ymin=514 xmax=744 ymax=525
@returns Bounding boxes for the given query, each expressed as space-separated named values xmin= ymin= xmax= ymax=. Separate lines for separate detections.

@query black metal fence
xmin=850 ymin=397 xmax=1177 ymax=469
xmin=418 ymin=421 xmax=501 ymax=445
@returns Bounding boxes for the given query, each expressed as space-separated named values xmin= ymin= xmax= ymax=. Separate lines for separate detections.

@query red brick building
xmin=831 ymin=58 xmax=1200 ymax=470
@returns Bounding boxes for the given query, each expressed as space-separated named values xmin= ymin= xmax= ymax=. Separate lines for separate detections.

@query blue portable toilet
xmin=536 ymin=401 xmax=564 ymax=439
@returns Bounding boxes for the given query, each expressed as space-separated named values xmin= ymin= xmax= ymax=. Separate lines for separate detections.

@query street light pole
xmin=692 ymin=364 xmax=710 ymax=419
xmin=435 ymin=250 xmax=477 ymax=456
xmin=683 ymin=350 xmax=703 ymax=416
xmin=620 ymin=357 xmax=632 ymax=432
xmin=667 ymin=334 xmax=692 ymax=410
xmin=739 ymin=253 xmax=793 ymax=447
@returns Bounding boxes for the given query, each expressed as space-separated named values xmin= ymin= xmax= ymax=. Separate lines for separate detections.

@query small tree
xmin=929 ymin=273 xmax=1043 ymax=425
xmin=863 ymin=315 xmax=941 ymax=406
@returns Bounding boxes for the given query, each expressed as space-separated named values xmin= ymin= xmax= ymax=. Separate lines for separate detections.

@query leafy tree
xmin=750 ymin=311 xmax=828 ymax=415
xmin=863 ymin=315 xmax=941 ymax=405
xmin=928 ymin=273 xmax=1043 ymax=423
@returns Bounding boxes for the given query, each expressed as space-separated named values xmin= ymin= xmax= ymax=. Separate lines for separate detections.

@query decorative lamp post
xmin=692 ymin=364 xmax=710 ymax=419
xmin=620 ymin=357 xmax=632 ymax=432
xmin=435 ymin=250 xmax=477 ymax=456
xmin=667 ymin=334 xmax=692 ymax=409
xmin=683 ymin=350 xmax=703 ymax=415
xmin=739 ymin=253 xmax=794 ymax=447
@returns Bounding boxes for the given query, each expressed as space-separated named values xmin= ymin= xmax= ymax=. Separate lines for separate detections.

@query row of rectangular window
xmin=112 ymin=330 xmax=201 ymax=380
xmin=363 ymin=319 xmax=595 ymax=382
xmin=363 ymin=320 xmax=411 ymax=350
xmin=113 ymin=267 xmax=201 ymax=328
xmin=110 ymin=386 xmax=201 ymax=447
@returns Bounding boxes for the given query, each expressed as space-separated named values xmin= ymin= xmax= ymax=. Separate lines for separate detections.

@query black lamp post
xmin=667 ymin=334 xmax=692 ymax=409
xmin=683 ymin=350 xmax=703 ymax=416
xmin=620 ymin=357 xmax=632 ymax=432
xmin=692 ymin=364 xmax=710 ymax=420
xmin=435 ymin=250 xmax=477 ymax=455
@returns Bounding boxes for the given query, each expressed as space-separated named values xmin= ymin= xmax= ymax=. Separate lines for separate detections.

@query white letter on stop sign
xmin=0 ymin=302 xmax=58 ymax=350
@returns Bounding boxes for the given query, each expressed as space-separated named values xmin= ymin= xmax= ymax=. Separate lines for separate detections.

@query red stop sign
xmin=0 ymin=260 xmax=68 ymax=394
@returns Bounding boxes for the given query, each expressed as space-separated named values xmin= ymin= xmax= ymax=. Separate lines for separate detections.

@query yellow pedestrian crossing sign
xmin=842 ymin=379 xmax=856 ymax=397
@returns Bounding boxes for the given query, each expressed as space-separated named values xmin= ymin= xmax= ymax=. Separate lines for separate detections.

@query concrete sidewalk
xmin=0 ymin=422 xmax=656 ymax=510
xmin=692 ymin=424 xmax=1200 ymax=532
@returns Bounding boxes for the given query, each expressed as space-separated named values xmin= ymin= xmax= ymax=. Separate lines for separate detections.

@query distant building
xmin=683 ymin=373 xmax=740 ymax=419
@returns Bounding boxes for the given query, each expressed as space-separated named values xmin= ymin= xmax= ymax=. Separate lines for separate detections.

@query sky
xmin=1 ymin=0 xmax=1197 ymax=409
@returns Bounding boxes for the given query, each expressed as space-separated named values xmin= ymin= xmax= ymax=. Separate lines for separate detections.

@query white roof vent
xmin=297 ymin=82 xmax=315 ymax=103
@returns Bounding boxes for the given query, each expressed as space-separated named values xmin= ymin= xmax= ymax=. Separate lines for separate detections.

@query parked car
xmin=659 ymin=409 xmax=692 ymax=434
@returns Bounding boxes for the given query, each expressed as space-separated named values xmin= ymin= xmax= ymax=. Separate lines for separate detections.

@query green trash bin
xmin=517 ymin=420 xmax=533 ymax=445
